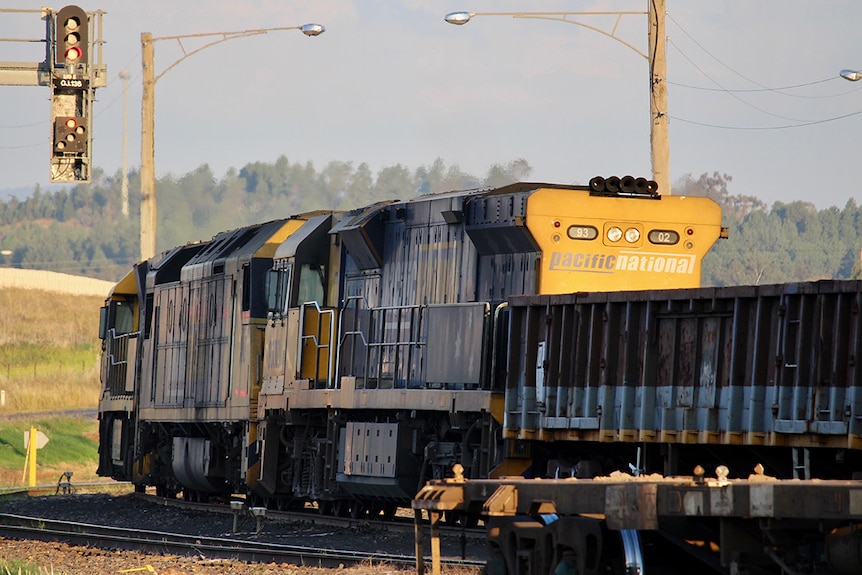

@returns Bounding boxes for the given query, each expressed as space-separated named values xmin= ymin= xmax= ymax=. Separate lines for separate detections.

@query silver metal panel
xmin=425 ymin=303 xmax=487 ymax=386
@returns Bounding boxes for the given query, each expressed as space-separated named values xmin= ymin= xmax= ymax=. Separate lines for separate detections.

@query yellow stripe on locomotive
xmin=527 ymin=178 xmax=723 ymax=294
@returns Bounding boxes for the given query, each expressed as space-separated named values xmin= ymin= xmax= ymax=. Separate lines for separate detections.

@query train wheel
xmin=155 ymin=485 xmax=176 ymax=499
xmin=247 ymin=492 xmax=262 ymax=507
xmin=350 ymin=502 xmax=366 ymax=519
xmin=183 ymin=489 xmax=209 ymax=503
xmin=333 ymin=500 xmax=350 ymax=517
xmin=367 ymin=503 xmax=383 ymax=518
xmin=382 ymin=503 xmax=397 ymax=520
xmin=319 ymin=501 xmax=333 ymax=515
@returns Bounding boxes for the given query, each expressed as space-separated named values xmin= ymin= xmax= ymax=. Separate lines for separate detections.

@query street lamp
xmin=444 ymin=3 xmax=670 ymax=195
xmin=139 ymin=23 xmax=325 ymax=261
xmin=840 ymin=69 xmax=862 ymax=82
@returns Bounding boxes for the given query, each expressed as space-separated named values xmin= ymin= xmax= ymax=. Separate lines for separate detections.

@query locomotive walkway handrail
xmin=104 ymin=328 xmax=139 ymax=396
xmin=297 ymin=301 xmax=336 ymax=389
xmin=337 ymin=295 xmax=429 ymax=390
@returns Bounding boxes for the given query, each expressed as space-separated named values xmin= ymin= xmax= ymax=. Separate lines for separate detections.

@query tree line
xmin=0 ymin=159 xmax=859 ymax=285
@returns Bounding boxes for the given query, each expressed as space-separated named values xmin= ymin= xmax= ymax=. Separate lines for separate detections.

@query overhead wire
xmin=665 ymin=12 xmax=848 ymax=97
xmin=668 ymin=78 xmax=862 ymax=99
xmin=665 ymin=13 xmax=862 ymax=130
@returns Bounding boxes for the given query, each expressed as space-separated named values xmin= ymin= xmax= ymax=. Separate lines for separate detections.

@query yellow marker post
xmin=27 ymin=427 xmax=36 ymax=486
xmin=21 ymin=427 xmax=49 ymax=487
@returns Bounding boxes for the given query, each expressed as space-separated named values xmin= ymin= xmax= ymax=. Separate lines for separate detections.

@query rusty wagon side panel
xmin=504 ymin=280 xmax=862 ymax=478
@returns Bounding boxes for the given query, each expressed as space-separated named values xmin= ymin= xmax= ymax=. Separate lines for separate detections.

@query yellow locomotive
xmin=97 ymin=179 xmax=723 ymax=510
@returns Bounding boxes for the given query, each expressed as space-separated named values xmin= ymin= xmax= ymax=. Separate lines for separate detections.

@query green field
xmin=0 ymin=287 xmax=104 ymax=487
xmin=0 ymin=416 xmax=99 ymax=488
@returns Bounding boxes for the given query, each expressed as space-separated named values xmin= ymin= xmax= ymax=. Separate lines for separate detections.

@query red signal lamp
xmin=65 ymin=46 xmax=83 ymax=62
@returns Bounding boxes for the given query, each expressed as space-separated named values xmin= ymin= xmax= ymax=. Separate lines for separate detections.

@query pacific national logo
xmin=548 ymin=250 xmax=697 ymax=274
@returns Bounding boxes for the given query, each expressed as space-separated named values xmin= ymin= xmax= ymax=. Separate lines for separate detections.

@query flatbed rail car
xmin=498 ymin=280 xmax=862 ymax=481
xmin=412 ymin=467 xmax=862 ymax=575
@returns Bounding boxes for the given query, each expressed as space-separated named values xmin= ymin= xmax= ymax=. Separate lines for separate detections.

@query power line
xmin=668 ymin=38 xmax=813 ymax=123
xmin=668 ymin=78 xmax=862 ymax=99
xmin=0 ymin=140 xmax=44 ymax=149
xmin=670 ymin=108 xmax=862 ymax=130
xmin=663 ymin=14 xmax=862 ymax=130
xmin=665 ymin=12 xmax=842 ymax=97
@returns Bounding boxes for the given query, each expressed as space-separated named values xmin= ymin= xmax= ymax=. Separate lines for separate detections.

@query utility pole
xmin=648 ymin=0 xmax=670 ymax=195
xmin=445 ymin=1 xmax=672 ymax=194
xmin=137 ymin=24 xmax=325 ymax=262
xmin=140 ymin=32 xmax=155 ymax=261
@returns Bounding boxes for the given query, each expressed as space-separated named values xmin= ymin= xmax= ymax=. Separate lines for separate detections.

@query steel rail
xmin=0 ymin=513 xmax=483 ymax=569
xmin=0 ymin=514 xmax=482 ymax=567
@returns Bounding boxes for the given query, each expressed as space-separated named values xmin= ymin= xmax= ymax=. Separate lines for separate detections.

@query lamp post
xmin=445 ymin=1 xmax=670 ymax=195
xmin=139 ymin=23 xmax=325 ymax=261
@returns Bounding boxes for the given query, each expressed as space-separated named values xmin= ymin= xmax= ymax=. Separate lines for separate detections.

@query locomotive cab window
xmin=266 ymin=265 xmax=292 ymax=315
xmin=296 ymin=263 xmax=325 ymax=306
xmin=99 ymin=300 xmax=134 ymax=339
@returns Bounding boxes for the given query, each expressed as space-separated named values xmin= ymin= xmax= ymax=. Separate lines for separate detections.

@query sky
xmin=0 ymin=1 xmax=861 ymax=210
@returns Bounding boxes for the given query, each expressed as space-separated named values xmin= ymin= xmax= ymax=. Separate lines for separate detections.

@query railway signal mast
xmin=0 ymin=6 xmax=106 ymax=183
xmin=51 ymin=5 xmax=92 ymax=182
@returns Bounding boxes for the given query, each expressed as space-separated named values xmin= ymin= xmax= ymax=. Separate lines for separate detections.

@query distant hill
xmin=0 ymin=268 xmax=114 ymax=297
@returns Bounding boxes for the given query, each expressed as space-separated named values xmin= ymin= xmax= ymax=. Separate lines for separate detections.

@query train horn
xmin=589 ymin=175 xmax=659 ymax=196
xmin=589 ymin=176 xmax=605 ymax=192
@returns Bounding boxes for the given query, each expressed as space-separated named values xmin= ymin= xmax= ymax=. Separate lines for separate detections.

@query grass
xmin=0 ymin=416 xmax=100 ymax=488
xmin=0 ymin=288 xmax=103 ymax=413
xmin=0 ymin=287 xmax=106 ymax=488
xmin=0 ymin=560 xmax=60 ymax=575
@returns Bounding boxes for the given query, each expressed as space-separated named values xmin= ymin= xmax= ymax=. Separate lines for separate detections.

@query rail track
xmin=135 ymin=492 xmax=483 ymax=538
xmin=0 ymin=492 xmax=486 ymax=570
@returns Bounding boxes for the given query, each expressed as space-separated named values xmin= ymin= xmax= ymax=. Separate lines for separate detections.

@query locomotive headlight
xmin=607 ymin=226 xmax=623 ymax=242
xmin=624 ymin=227 xmax=640 ymax=243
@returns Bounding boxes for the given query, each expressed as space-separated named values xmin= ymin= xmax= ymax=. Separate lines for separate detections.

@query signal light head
xmin=65 ymin=46 xmax=83 ymax=62
xmin=55 ymin=6 xmax=89 ymax=66
xmin=53 ymin=116 xmax=86 ymax=156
